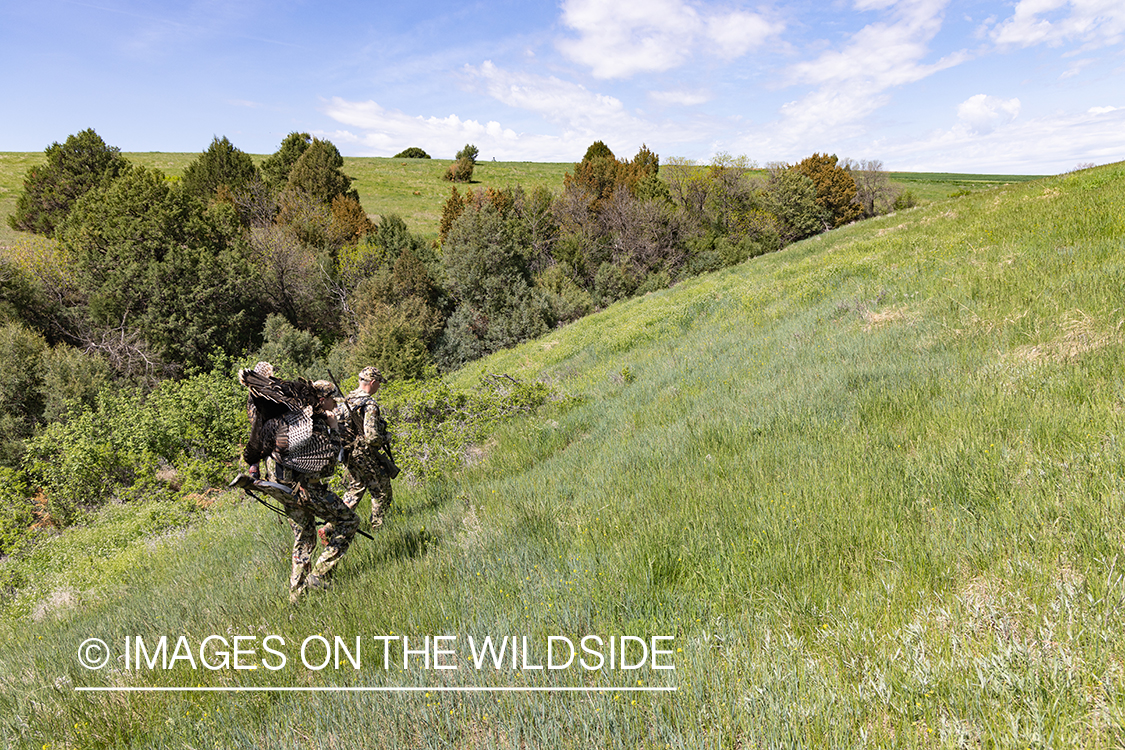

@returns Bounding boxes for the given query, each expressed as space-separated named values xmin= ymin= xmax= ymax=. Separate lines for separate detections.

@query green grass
xmin=2 ymin=162 xmax=1122 ymax=748
xmin=886 ymin=172 xmax=1046 ymax=203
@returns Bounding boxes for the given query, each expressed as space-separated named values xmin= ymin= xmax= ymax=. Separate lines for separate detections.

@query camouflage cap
xmin=312 ymin=380 xmax=339 ymax=398
xmin=358 ymin=366 xmax=386 ymax=384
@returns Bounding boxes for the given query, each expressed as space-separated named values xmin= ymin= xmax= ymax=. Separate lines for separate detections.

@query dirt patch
xmin=862 ymin=306 xmax=914 ymax=332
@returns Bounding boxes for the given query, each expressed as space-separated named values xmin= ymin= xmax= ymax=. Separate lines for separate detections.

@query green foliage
xmin=260 ymin=132 xmax=311 ymax=193
xmin=351 ymin=300 xmax=439 ymax=381
xmin=893 ymin=188 xmax=918 ymax=210
xmin=284 ymin=138 xmax=358 ymax=205
xmin=180 ymin=136 xmax=259 ymax=202
xmin=393 ymin=147 xmax=431 ymax=159
xmin=380 ymin=373 xmax=551 ymax=479
xmin=23 ymin=359 xmax=247 ymax=524
xmin=535 ymin=264 xmax=593 ymax=323
xmin=792 ymin=152 xmax=862 ymax=228
xmin=764 ymin=168 xmax=829 ymax=242
xmin=444 ymin=157 xmax=475 ymax=183
xmin=592 ymin=261 xmax=637 ymax=308
xmin=253 ymin=314 xmax=323 ymax=370
xmin=0 ymin=467 xmax=33 ymax=556
xmin=58 ymin=166 xmax=263 ymax=372
xmin=438 ymin=200 xmax=553 ymax=368
xmin=37 ymin=344 xmax=113 ymax=423
xmin=582 ymin=141 xmax=614 ymax=162
xmin=0 ymin=323 xmax=47 ymax=466
xmin=455 ymin=144 xmax=479 ymax=164
xmin=0 ymin=259 xmax=53 ymax=342
xmin=7 ymin=128 xmax=128 ymax=236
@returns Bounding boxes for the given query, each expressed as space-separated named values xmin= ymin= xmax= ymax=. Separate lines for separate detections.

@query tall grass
xmin=3 ymin=164 xmax=1124 ymax=747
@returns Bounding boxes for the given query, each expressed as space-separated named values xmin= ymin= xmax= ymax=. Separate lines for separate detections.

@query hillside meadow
xmin=0 ymin=150 xmax=1044 ymax=247
xmin=1 ymin=160 xmax=1121 ymax=748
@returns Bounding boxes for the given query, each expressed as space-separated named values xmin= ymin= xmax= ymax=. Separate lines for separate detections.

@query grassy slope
xmin=2 ymin=163 xmax=1122 ymax=748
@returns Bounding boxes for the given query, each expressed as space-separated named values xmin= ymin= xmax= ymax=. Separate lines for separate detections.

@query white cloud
xmin=320 ymin=82 xmax=696 ymax=162
xmin=463 ymin=61 xmax=629 ymax=129
xmin=556 ymin=0 xmax=782 ymax=79
xmin=461 ymin=62 xmax=700 ymax=150
xmin=778 ymin=0 xmax=970 ymax=139
xmin=990 ymin=0 xmax=1125 ymax=49
xmin=877 ymin=105 xmax=1125 ymax=172
xmin=320 ymin=98 xmax=529 ymax=159
xmin=649 ymin=89 xmax=712 ymax=106
xmin=1060 ymin=58 xmax=1095 ymax=78
xmin=956 ymin=94 xmax=1021 ymax=134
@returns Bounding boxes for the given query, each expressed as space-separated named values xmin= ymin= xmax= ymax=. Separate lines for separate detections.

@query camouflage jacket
xmin=336 ymin=389 xmax=390 ymax=452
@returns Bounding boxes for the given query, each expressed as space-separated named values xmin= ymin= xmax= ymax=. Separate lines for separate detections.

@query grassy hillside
xmin=2 ymin=163 xmax=1123 ymax=747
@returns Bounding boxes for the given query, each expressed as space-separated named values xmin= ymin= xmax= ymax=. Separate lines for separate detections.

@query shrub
xmin=455 ymin=144 xmax=479 ymax=164
xmin=23 ymin=359 xmax=247 ymax=523
xmin=38 ymin=345 xmax=113 ymax=423
xmin=437 ymin=201 xmax=553 ymax=368
xmin=285 ymin=138 xmax=358 ymax=205
xmin=535 ymin=265 xmax=593 ymax=324
xmin=893 ymin=189 xmax=918 ymax=211
xmin=445 ymin=157 xmax=475 ymax=183
xmin=0 ymin=323 xmax=48 ymax=466
xmin=261 ymin=132 xmax=312 ymax=193
xmin=0 ymin=467 xmax=34 ymax=557
xmin=352 ymin=301 xmax=438 ymax=382
xmin=394 ymin=147 xmax=431 ymax=159
xmin=791 ymin=153 xmax=862 ymax=228
xmin=592 ymin=262 xmax=637 ymax=308
xmin=253 ymin=314 xmax=324 ymax=371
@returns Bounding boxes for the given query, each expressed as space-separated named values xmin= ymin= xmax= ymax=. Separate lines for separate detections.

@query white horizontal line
xmin=75 ymin=686 xmax=676 ymax=693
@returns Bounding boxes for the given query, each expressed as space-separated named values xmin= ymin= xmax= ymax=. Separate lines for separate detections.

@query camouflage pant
xmin=275 ymin=465 xmax=359 ymax=602
xmin=343 ymin=447 xmax=393 ymax=528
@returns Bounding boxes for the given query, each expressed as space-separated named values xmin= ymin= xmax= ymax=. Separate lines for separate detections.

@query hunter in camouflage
xmin=337 ymin=366 xmax=395 ymax=529
xmin=240 ymin=371 xmax=359 ymax=602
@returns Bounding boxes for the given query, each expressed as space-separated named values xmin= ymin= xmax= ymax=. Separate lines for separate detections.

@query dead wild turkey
xmin=239 ymin=368 xmax=326 ymax=470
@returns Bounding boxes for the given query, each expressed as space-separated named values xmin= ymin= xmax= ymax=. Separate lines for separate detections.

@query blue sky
xmin=2 ymin=0 xmax=1123 ymax=173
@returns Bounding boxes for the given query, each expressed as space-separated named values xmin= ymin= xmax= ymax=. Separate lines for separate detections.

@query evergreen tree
xmin=180 ymin=136 xmax=259 ymax=201
xmin=286 ymin=138 xmax=358 ymax=205
xmin=57 ymin=166 xmax=263 ymax=371
xmin=8 ymin=128 xmax=128 ymax=236
xmin=261 ymin=132 xmax=312 ymax=192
